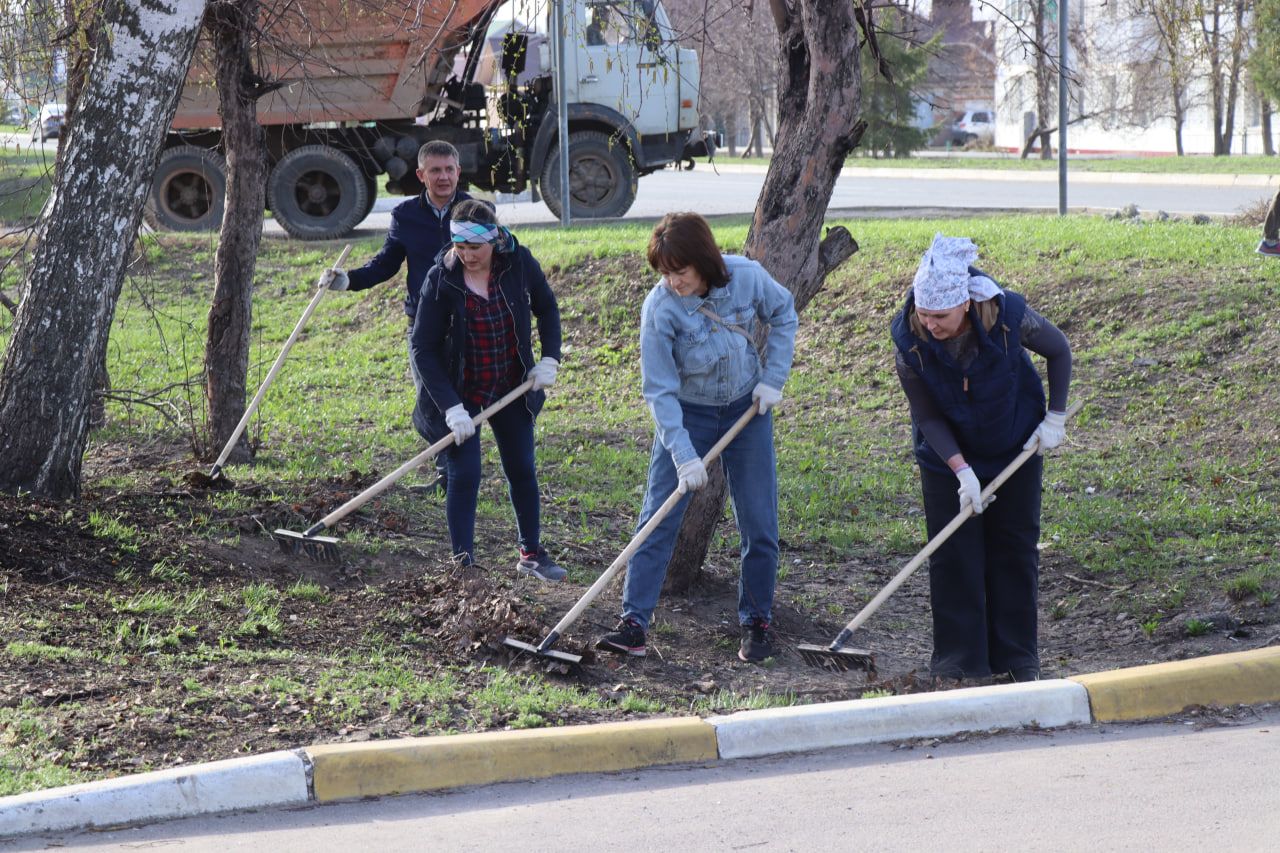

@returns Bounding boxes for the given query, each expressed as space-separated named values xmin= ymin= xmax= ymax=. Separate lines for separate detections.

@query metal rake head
xmin=272 ymin=528 xmax=342 ymax=563
xmin=502 ymin=636 xmax=584 ymax=668
xmin=795 ymin=642 xmax=876 ymax=673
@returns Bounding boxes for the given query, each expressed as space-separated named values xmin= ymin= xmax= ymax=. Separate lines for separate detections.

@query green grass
xmin=0 ymin=146 xmax=54 ymax=222
xmin=3 ymin=212 xmax=1279 ymax=795
xmin=0 ymin=703 xmax=91 ymax=796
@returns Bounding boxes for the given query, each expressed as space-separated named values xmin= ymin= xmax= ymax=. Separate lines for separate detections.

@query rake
xmin=201 ymin=245 xmax=352 ymax=486
xmin=273 ymin=378 xmax=535 ymax=562
xmin=797 ymin=400 xmax=1082 ymax=672
xmin=503 ymin=404 xmax=760 ymax=668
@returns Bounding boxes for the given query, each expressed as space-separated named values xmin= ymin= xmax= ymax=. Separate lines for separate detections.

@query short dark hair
xmin=451 ymin=198 xmax=498 ymax=225
xmin=418 ymin=140 xmax=460 ymax=166
xmin=647 ymin=212 xmax=728 ymax=289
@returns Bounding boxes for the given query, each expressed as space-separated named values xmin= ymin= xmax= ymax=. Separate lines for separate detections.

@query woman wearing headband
xmin=409 ymin=199 xmax=565 ymax=580
xmin=891 ymin=233 xmax=1072 ymax=684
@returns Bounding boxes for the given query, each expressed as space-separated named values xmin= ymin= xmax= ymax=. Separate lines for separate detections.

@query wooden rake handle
xmin=539 ymin=403 xmax=761 ymax=650
xmin=305 ymin=379 xmax=536 ymax=535
xmin=210 ymin=245 xmax=352 ymax=475
xmin=827 ymin=399 xmax=1084 ymax=648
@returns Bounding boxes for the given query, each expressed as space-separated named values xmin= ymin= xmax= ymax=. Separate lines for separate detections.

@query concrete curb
xmin=0 ymin=750 xmax=308 ymax=838
xmin=3 ymin=646 xmax=1278 ymax=839
xmin=1070 ymin=645 xmax=1280 ymax=722
xmin=305 ymin=716 xmax=718 ymax=802
xmin=708 ymin=679 xmax=1092 ymax=759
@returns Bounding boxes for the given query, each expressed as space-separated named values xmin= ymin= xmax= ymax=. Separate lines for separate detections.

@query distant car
xmin=31 ymin=103 xmax=66 ymax=143
xmin=948 ymin=109 xmax=995 ymax=145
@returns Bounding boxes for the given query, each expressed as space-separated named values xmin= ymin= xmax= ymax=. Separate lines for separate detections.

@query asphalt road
xmin=5 ymin=132 xmax=1271 ymax=234
xmin=331 ymin=165 xmax=1276 ymax=235
xmin=12 ymin=705 xmax=1279 ymax=851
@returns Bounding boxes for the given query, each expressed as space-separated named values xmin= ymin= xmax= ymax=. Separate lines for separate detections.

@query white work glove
xmin=1024 ymin=410 xmax=1068 ymax=454
xmin=956 ymin=465 xmax=987 ymax=515
xmin=752 ymin=382 xmax=783 ymax=414
xmin=528 ymin=356 xmax=559 ymax=391
xmin=444 ymin=404 xmax=475 ymax=445
xmin=320 ymin=268 xmax=350 ymax=291
xmin=676 ymin=458 xmax=708 ymax=493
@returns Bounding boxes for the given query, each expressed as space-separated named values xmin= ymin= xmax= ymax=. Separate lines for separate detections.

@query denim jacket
xmin=639 ymin=254 xmax=798 ymax=465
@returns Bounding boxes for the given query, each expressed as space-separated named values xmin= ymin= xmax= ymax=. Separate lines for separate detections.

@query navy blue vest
xmin=890 ymin=282 xmax=1045 ymax=479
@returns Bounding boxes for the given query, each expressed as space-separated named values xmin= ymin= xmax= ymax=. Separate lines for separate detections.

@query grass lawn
xmin=1 ymin=213 xmax=1278 ymax=795
xmin=0 ymin=145 xmax=55 ymax=223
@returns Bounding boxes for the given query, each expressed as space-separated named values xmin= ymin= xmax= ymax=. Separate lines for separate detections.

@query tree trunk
xmin=62 ymin=1 xmax=111 ymax=430
xmin=663 ymin=0 xmax=864 ymax=595
xmin=0 ymin=0 xmax=207 ymax=499
xmin=202 ymin=0 xmax=267 ymax=463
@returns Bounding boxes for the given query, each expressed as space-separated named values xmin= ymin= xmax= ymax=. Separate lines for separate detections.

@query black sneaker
xmin=516 ymin=546 xmax=567 ymax=582
xmin=738 ymin=618 xmax=776 ymax=663
xmin=596 ymin=618 xmax=646 ymax=657
xmin=1009 ymin=668 xmax=1041 ymax=683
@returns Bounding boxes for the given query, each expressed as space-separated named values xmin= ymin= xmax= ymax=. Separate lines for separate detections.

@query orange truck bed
xmin=172 ymin=0 xmax=497 ymax=130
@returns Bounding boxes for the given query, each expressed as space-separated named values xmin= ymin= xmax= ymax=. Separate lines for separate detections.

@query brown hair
xmin=418 ymin=140 xmax=460 ymax=166
xmin=647 ymin=212 xmax=728 ymax=289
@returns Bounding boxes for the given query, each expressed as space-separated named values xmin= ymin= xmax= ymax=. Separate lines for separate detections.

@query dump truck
xmin=145 ymin=0 xmax=713 ymax=239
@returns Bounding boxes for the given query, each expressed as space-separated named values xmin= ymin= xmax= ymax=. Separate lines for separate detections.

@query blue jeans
xmin=443 ymin=401 xmax=540 ymax=562
xmin=622 ymin=393 xmax=779 ymax=630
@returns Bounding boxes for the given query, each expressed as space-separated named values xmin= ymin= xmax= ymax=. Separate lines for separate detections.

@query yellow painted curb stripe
xmin=305 ymin=716 xmax=718 ymax=802
xmin=1070 ymin=646 xmax=1280 ymax=722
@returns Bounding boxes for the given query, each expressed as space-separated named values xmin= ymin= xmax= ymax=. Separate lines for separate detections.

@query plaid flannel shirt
xmin=462 ymin=279 xmax=522 ymax=407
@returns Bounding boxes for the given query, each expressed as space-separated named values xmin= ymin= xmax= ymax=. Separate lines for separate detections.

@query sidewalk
xmin=705 ymin=160 xmax=1278 ymax=187
xmin=3 ymin=645 xmax=1277 ymax=839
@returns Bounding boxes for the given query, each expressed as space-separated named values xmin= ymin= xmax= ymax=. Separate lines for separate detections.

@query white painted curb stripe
xmin=708 ymin=679 xmax=1092 ymax=759
xmin=0 ymin=750 xmax=308 ymax=838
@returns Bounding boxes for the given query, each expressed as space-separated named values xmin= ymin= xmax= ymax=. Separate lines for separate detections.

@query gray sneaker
xmin=517 ymin=546 xmax=566 ymax=582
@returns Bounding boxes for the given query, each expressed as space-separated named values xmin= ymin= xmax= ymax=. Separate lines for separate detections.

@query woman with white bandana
xmin=409 ymin=200 xmax=565 ymax=580
xmin=890 ymin=233 xmax=1072 ymax=683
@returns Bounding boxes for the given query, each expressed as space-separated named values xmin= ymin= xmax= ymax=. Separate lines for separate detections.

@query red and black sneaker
xmin=596 ymin=618 xmax=646 ymax=657
xmin=1257 ymin=239 xmax=1280 ymax=259
xmin=738 ymin=617 xmax=777 ymax=663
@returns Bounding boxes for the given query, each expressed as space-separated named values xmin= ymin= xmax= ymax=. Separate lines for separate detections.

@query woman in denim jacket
xmin=597 ymin=212 xmax=798 ymax=663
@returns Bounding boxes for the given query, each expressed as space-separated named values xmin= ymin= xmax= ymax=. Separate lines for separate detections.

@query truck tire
xmin=267 ymin=145 xmax=369 ymax=240
xmin=359 ymin=171 xmax=378 ymax=223
xmin=143 ymin=145 xmax=227 ymax=231
xmin=540 ymin=130 xmax=637 ymax=220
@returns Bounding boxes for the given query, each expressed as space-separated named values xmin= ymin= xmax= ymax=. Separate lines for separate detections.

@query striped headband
xmin=450 ymin=220 xmax=500 ymax=243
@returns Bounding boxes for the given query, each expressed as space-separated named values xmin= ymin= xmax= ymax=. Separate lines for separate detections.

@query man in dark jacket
xmin=321 ymin=140 xmax=472 ymax=493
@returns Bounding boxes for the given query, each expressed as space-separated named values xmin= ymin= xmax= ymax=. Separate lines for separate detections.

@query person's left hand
xmin=1024 ymin=410 xmax=1068 ymax=454
xmin=752 ymin=382 xmax=783 ymax=414
xmin=528 ymin=357 xmax=559 ymax=391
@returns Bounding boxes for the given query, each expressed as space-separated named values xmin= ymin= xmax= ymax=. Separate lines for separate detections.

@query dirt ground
xmin=4 ymin=242 xmax=1278 ymax=787
xmin=2 ymin=457 xmax=1275 ymax=785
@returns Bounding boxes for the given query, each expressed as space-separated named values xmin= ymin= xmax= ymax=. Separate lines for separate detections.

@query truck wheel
xmin=267 ymin=145 xmax=369 ymax=240
xmin=143 ymin=145 xmax=227 ymax=231
xmin=359 ymin=172 xmax=378 ymax=223
xmin=540 ymin=130 xmax=637 ymax=219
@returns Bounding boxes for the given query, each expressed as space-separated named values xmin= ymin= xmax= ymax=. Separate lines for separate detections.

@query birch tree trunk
xmin=203 ymin=0 xmax=266 ymax=462
xmin=663 ymin=0 xmax=864 ymax=594
xmin=0 ymin=0 xmax=207 ymax=498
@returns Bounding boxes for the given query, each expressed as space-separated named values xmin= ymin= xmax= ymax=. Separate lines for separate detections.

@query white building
xmin=991 ymin=0 xmax=1267 ymax=155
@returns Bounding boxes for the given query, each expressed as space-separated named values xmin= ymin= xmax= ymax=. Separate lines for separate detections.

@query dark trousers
xmin=919 ymin=455 xmax=1043 ymax=679
xmin=443 ymin=401 xmax=539 ymax=562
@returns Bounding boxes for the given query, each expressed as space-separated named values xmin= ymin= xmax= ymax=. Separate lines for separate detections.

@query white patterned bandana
xmin=450 ymin=220 xmax=500 ymax=243
xmin=912 ymin=233 xmax=1001 ymax=310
